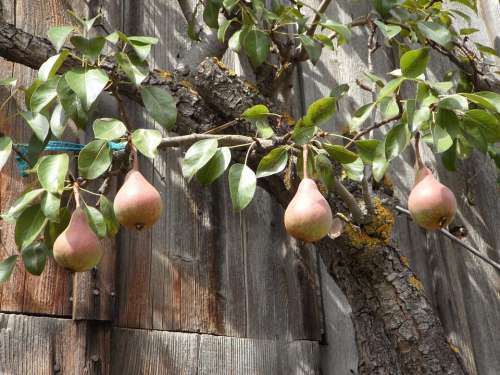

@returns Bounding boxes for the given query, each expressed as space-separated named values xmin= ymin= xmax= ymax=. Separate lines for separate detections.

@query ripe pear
xmin=408 ymin=167 xmax=457 ymax=231
xmin=113 ymin=168 xmax=162 ymax=230
xmin=53 ymin=207 xmax=103 ymax=272
xmin=284 ymin=178 xmax=333 ymax=242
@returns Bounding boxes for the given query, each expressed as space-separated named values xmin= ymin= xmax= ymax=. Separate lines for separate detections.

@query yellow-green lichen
xmin=213 ymin=58 xmax=237 ymax=76
xmin=382 ymin=175 xmax=395 ymax=194
xmin=400 ymin=255 xmax=410 ymax=268
xmin=408 ymin=275 xmax=424 ymax=291
xmin=179 ymin=80 xmax=196 ymax=90
xmin=157 ymin=69 xmax=173 ymax=80
xmin=364 ymin=199 xmax=395 ymax=242
xmin=447 ymin=340 xmax=461 ymax=353
xmin=284 ymin=112 xmax=296 ymax=125
xmin=344 ymin=199 xmax=395 ymax=250
xmin=243 ymin=80 xmax=261 ymax=94
xmin=344 ymin=224 xmax=383 ymax=250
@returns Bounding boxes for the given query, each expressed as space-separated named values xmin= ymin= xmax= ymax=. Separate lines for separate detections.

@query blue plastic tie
xmin=14 ymin=141 xmax=127 ymax=177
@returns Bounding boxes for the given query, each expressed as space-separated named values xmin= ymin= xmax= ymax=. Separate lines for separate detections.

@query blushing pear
xmin=113 ymin=165 xmax=162 ymax=230
xmin=53 ymin=207 xmax=103 ymax=272
xmin=284 ymin=178 xmax=333 ymax=242
xmin=408 ymin=167 xmax=457 ymax=231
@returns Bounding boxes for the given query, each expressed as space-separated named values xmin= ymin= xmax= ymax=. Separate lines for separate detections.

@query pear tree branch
xmin=395 ymin=206 xmax=500 ymax=272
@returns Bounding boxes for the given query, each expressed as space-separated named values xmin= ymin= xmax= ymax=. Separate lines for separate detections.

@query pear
xmin=284 ymin=178 xmax=333 ymax=242
xmin=53 ymin=207 xmax=104 ymax=272
xmin=113 ymin=168 xmax=162 ymax=230
xmin=408 ymin=167 xmax=457 ymax=231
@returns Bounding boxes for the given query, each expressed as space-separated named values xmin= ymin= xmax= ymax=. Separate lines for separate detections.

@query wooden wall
xmin=0 ymin=0 xmax=498 ymax=374
xmin=0 ymin=0 xmax=322 ymax=373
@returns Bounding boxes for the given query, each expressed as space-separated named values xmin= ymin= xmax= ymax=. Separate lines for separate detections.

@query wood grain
xmin=112 ymin=326 xmax=320 ymax=375
xmin=391 ymin=3 xmax=500 ymax=374
xmin=0 ymin=313 xmax=110 ymax=375
xmin=114 ymin=0 xmax=322 ymax=342
xmin=0 ymin=0 xmax=73 ymax=317
xmin=71 ymin=2 xmax=119 ymax=323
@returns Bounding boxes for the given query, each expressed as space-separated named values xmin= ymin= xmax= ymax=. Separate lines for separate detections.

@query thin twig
xmin=356 ymin=79 xmax=375 ymax=93
xmin=331 ymin=177 xmax=364 ymax=225
xmin=158 ymin=133 xmax=273 ymax=149
xmin=113 ymin=82 xmax=131 ymax=129
xmin=177 ymin=0 xmax=195 ymax=24
xmin=345 ymin=113 xmax=403 ymax=149
xmin=359 ymin=19 xmax=378 ymax=222
xmin=306 ymin=0 xmax=332 ymax=37
xmin=294 ymin=0 xmax=333 ymax=61
xmin=203 ymin=119 xmax=240 ymax=134
xmin=11 ymin=144 xmax=33 ymax=168
xmin=362 ymin=165 xmax=375 ymax=218
xmin=395 ymin=206 xmax=500 ymax=273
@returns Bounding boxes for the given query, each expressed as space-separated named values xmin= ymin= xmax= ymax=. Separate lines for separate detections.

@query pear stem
xmin=73 ymin=183 xmax=81 ymax=208
xmin=131 ymin=145 xmax=139 ymax=171
xmin=302 ymin=145 xmax=309 ymax=179
xmin=414 ymin=132 xmax=424 ymax=170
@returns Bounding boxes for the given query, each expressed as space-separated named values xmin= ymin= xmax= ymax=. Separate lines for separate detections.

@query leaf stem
xmin=0 ymin=88 xmax=19 ymax=113
xmin=244 ymin=142 xmax=256 ymax=166
xmin=79 ymin=187 xmax=102 ymax=197
xmin=203 ymin=119 xmax=239 ymax=134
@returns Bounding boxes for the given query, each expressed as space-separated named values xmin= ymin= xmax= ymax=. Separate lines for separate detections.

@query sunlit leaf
xmin=304 ymin=97 xmax=336 ymax=127
xmin=78 ymin=139 xmax=112 ymax=180
xmin=323 ymin=144 xmax=358 ymax=164
xmin=140 ymin=86 xmax=177 ymax=129
xmin=50 ymin=103 xmax=68 ymax=139
xmin=47 ymin=26 xmax=73 ymax=52
xmin=131 ymin=129 xmax=162 ymax=159
xmin=22 ymin=242 xmax=48 ymax=276
xmin=64 ymin=68 xmax=109 ymax=110
xmin=37 ymin=52 xmax=69 ymax=81
xmin=15 ymin=204 xmax=47 ymax=250
xmin=0 ymin=137 xmax=12 ymax=173
xmin=20 ymin=111 xmax=49 ymax=142
xmin=84 ymin=205 xmax=107 ymax=238
xmin=401 ymin=48 xmax=430 ymax=79
xmin=37 ymin=154 xmax=69 ymax=194
xmin=256 ymin=146 xmax=288 ymax=178
xmin=228 ymin=163 xmax=256 ymax=210
xmin=243 ymin=29 xmax=270 ymax=67
xmin=0 ymin=255 xmax=18 ymax=283
xmin=196 ymin=147 xmax=232 ymax=185
xmin=181 ymin=139 xmax=218 ymax=181
xmin=93 ymin=118 xmax=127 ymax=141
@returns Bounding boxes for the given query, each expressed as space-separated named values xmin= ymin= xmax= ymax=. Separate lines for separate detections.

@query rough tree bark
xmin=0 ymin=21 xmax=470 ymax=374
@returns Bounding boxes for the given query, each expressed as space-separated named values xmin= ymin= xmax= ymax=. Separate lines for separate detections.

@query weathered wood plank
xmin=391 ymin=4 xmax=500 ymax=374
xmin=299 ymin=2 xmax=380 ymax=373
xmin=0 ymin=0 xmax=73 ymax=317
xmin=111 ymin=327 xmax=199 ymax=375
xmin=0 ymin=313 xmax=110 ymax=375
xmin=319 ymin=257 xmax=358 ymax=374
xmin=114 ymin=0 xmax=322 ymax=342
xmin=198 ymin=335 xmax=320 ymax=374
xmin=111 ymin=326 xmax=320 ymax=375
xmin=70 ymin=2 xmax=119 ymax=322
